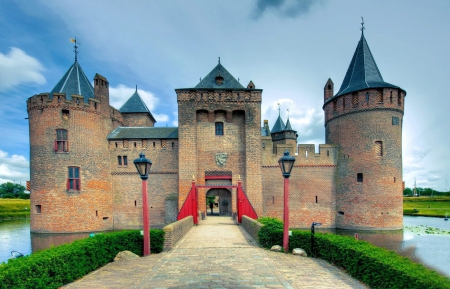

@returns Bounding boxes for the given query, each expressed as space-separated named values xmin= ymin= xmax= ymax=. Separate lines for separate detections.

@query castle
xmin=27 ymin=29 xmax=406 ymax=233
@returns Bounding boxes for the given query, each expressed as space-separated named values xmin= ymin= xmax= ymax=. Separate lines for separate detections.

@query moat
xmin=1 ymin=216 xmax=449 ymax=277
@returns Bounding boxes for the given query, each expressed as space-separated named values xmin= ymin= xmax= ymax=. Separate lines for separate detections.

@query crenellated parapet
xmin=323 ymin=87 xmax=405 ymax=126
xmin=176 ymin=89 xmax=262 ymax=104
xmin=27 ymin=92 xmax=103 ymax=115
xmin=296 ymin=144 xmax=338 ymax=166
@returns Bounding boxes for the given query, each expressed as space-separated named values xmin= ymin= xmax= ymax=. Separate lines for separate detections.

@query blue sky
xmin=1 ymin=0 xmax=450 ymax=191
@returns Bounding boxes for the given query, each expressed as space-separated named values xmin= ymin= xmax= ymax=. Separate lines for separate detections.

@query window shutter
xmin=54 ymin=141 xmax=58 ymax=151
xmin=66 ymin=179 xmax=70 ymax=190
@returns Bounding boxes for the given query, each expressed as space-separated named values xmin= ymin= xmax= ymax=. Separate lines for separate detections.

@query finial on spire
xmin=218 ymin=56 xmax=221 ymax=64
xmin=135 ymin=85 xmax=138 ymax=92
xmin=238 ymin=77 xmax=240 ymax=82
xmin=277 ymin=103 xmax=280 ymax=116
xmin=70 ymin=37 xmax=79 ymax=62
xmin=287 ymin=108 xmax=290 ymax=119
xmin=360 ymin=17 xmax=365 ymax=33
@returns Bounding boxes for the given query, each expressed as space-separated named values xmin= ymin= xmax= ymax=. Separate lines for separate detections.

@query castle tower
xmin=119 ymin=87 xmax=156 ymax=127
xmin=176 ymin=60 xmax=263 ymax=216
xmin=28 ymin=52 xmax=114 ymax=233
xmin=324 ymin=27 xmax=406 ymax=229
xmin=270 ymin=112 xmax=297 ymax=155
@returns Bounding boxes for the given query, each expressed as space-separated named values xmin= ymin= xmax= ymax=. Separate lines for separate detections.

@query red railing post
xmin=237 ymin=179 xmax=242 ymax=223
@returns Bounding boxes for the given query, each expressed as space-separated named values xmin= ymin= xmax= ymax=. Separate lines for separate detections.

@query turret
xmin=324 ymin=25 xmax=406 ymax=230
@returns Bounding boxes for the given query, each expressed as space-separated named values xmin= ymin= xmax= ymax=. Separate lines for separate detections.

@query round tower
xmin=28 ymin=52 xmax=114 ymax=233
xmin=324 ymin=29 xmax=406 ymax=230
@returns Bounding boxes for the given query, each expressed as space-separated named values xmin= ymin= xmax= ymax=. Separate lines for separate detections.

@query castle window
xmin=172 ymin=142 xmax=174 ymax=149
xmin=118 ymin=156 xmax=127 ymax=166
xmin=215 ymin=122 xmax=224 ymax=135
xmin=62 ymin=109 xmax=70 ymax=120
xmin=390 ymin=91 xmax=393 ymax=103
xmin=54 ymin=129 xmax=68 ymax=152
xmin=375 ymin=141 xmax=383 ymax=156
xmin=153 ymin=142 xmax=156 ymax=148
xmin=365 ymin=92 xmax=369 ymax=103
xmin=342 ymin=98 xmax=346 ymax=109
xmin=357 ymin=173 xmax=363 ymax=183
xmin=333 ymin=100 xmax=337 ymax=111
xmin=327 ymin=150 xmax=329 ymax=157
xmin=35 ymin=205 xmax=42 ymax=213
xmin=67 ymin=167 xmax=80 ymax=191
xmin=392 ymin=116 xmax=399 ymax=125
xmin=94 ymin=102 xmax=97 ymax=110
xmin=398 ymin=92 xmax=402 ymax=106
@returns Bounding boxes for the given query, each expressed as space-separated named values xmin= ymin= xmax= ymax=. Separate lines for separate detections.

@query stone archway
xmin=206 ymin=188 xmax=232 ymax=216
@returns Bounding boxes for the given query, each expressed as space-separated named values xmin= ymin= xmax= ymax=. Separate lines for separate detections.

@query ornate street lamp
xmin=278 ymin=149 xmax=295 ymax=252
xmin=134 ymin=152 xmax=152 ymax=256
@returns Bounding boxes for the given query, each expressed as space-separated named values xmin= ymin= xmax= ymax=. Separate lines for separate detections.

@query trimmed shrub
xmin=257 ymin=217 xmax=283 ymax=249
xmin=255 ymin=218 xmax=450 ymax=288
xmin=0 ymin=229 xmax=164 ymax=289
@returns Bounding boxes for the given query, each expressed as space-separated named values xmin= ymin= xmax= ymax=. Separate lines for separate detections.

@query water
xmin=335 ymin=216 xmax=450 ymax=277
xmin=0 ymin=219 xmax=89 ymax=264
xmin=0 ymin=217 xmax=449 ymax=278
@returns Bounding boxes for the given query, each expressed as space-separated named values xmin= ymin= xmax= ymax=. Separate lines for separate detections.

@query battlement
xmin=323 ymin=88 xmax=405 ymax=125
xmin=27 ymin=92 xmax=104 ymax=114
xmin=296 ymin=144 xmax=338 ymax=166
xmin=176 ymin=89 xmax=262 ymax=103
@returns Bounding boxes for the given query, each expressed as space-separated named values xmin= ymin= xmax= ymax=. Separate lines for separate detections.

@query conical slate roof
xmin=195 ymin=62 xmax=244 ymax=89
xmin=50 ymin=61 xmax=94 ymax=102
xmin=271 ymin=115 xmax=286 ymax=134
xmin=285 ymin=118 xmax=293 ymax=131
xmin=330 ymin=32 xmax=404 ymax=101
xmin=119 ymin=90 xmax=151 ymax=114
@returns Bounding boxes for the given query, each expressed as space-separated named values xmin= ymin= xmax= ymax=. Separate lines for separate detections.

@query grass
xmin=403 ymin=196 xmax=450 ymax=217
xmin=0 ymin=198 xmax=31 ymax=221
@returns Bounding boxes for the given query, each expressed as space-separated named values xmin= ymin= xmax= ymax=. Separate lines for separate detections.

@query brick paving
xmin=64 ymin=217 xmax=367 ymax=288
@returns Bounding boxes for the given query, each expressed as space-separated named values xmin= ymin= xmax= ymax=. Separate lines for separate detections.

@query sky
xmin=1 ymin=0 xmax=449 ymax=191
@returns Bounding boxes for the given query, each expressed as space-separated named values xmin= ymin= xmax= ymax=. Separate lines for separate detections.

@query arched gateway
xmin=177 ymin=177 xmax=258 ymax=224
xmin=206 ymin=188 xmax=232 ymax=216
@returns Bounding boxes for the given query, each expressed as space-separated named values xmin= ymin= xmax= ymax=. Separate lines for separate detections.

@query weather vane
xmin=218 ymin=56 xmax=220 ymax=64
xmin=360 ymin=17 xmax=365 ymax=33
xmin=287 ymin=108 xmax=289 ymax=119
xmin=277 ymin=103 xmax=280 ymax=116
xmin=70 ymin=37 xmax=80 ymax=61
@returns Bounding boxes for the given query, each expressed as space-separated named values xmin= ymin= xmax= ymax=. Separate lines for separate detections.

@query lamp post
xmin=134 ymin=152 xmax=152 ymax=256
xmin=278 ymin=149 xmax=295 ymax=253
xmin=310 ymin=222 xmax=322 ymax=257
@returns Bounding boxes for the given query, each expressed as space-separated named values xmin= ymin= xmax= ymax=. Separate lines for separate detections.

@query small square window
xmin=357 ymin=173 xmax=363 ymax=183
xmin=215 ymin=122 xmax=224 ymax=135
xmin=392 ymin=116 xmax=399 ymax=125
xmin=35 ymin=205 xmax=42 ymax=213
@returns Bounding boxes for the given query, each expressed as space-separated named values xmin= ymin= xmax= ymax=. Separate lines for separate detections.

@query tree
xmin=403 ymin=188 xmax=413 ymax=196
xmin=0 ymin=182 xmax=29 ymax=199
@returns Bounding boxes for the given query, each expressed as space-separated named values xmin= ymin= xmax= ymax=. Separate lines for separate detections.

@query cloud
xmin=0 ymin=47 xmax=46 ymax=91
xmin=0 ymin=150 xmax=29 ymax=184
xmin=263 ymin=98 xmax=324 ymax=147
xmin=108 ymin=84 xmax=158 ymax=111
xmin=251 ymin=0 xmax=325 ymax=19
xmin=153 ymin=113 xmax=169 ymax=123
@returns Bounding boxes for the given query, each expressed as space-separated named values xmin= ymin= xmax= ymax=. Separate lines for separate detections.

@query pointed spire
xmin=332 ymin=23 xmax=403 ymax=99
xmin=194 ymin=61 xmax=244 ymax=89
xmin=271 ymin=104 xmax=286 ymax=134
xmin=50 ymin=60 xmax=94 ymax=102
xmin=119 ymin=89 xmax=151 ymax=114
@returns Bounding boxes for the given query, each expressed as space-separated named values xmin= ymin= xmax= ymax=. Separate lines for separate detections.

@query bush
xmin=255 ymin=218 xmax=450 ymax=288
xmin=0 ymin=229 xmax=164 ymax=289
xmin=257 ymin=217 xmax=283 ymax=249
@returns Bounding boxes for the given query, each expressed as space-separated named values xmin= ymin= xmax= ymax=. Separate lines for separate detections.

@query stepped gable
xmin=50 ymin=60 xmax=94 ymax=102
xmin=107 ymin=127 xmax=178 ymax=139
xmin=195 ymin=62 xmax=244 ymax=89
xmin=328 ymin=32 xmax=404 ymax=102
xmin=119 ymin=89 xmax=156 ymax=123
xmin=271 ymin=115 xmax=285 ymax=133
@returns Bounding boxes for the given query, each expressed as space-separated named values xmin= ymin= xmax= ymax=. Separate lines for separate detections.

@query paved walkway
xmin=64 ymin=217 xmax=367 ymax=288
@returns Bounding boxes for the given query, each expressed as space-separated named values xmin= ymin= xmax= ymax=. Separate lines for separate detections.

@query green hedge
xmin=257 ymin=217 xmax=450 ymax=289
xmin=0 ymin=229 xmax=164 ymax=289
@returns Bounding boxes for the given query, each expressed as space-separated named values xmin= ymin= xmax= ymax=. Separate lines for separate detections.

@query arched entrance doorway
xmin=206 ymin=188 xmax=231 ymax=216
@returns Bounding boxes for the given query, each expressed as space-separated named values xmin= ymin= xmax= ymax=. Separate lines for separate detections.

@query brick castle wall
xmin=324 ymin=87 xmax=405 ymax=229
